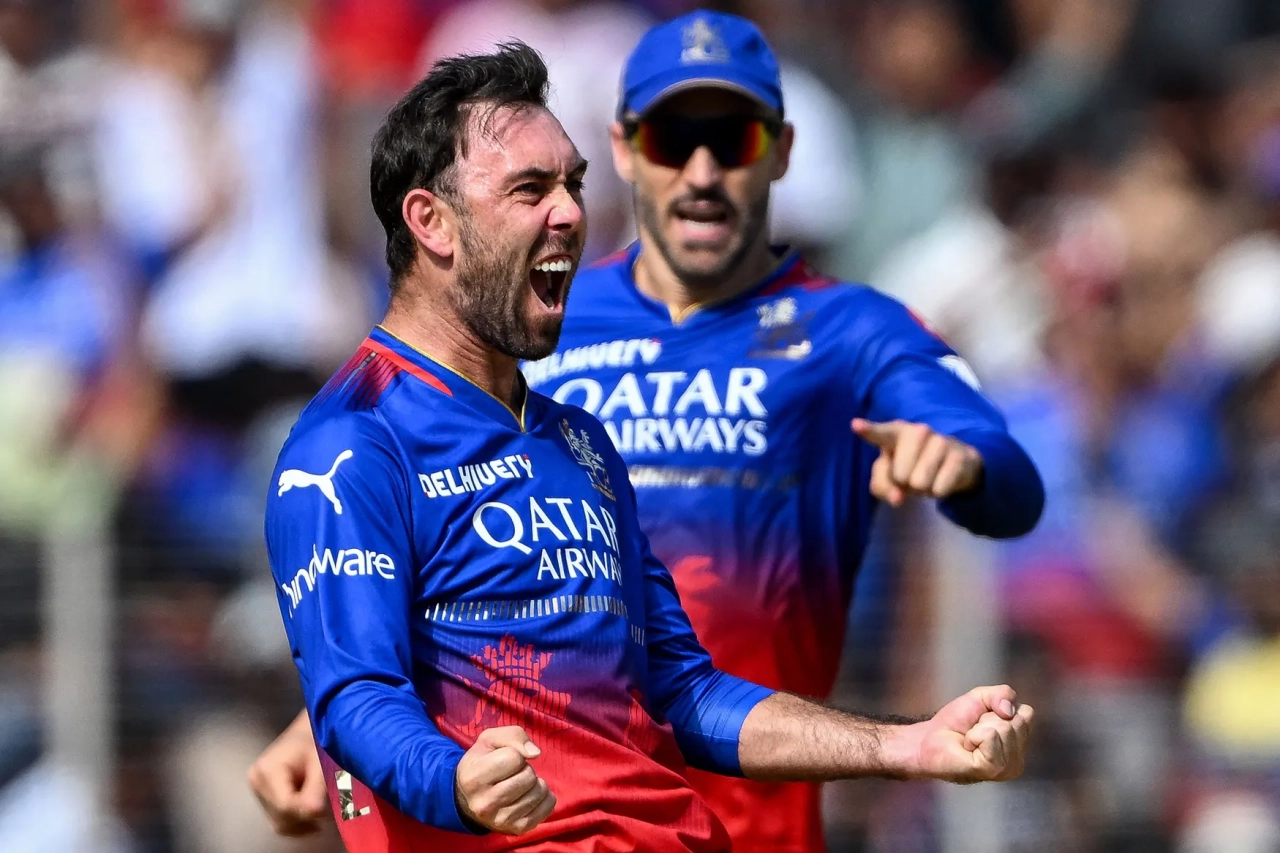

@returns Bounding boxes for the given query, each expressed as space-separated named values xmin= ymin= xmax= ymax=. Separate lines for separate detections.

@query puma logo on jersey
xmin=278 ymin=450 xmax=354 ymax=514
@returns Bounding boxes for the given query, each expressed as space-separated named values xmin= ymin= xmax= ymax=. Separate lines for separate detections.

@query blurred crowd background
xmin=2 ymin=0 xmax=1280 ymax=850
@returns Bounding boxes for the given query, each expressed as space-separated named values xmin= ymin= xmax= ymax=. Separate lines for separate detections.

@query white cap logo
xmin=681 ymin=18 xmax=730 ymax=64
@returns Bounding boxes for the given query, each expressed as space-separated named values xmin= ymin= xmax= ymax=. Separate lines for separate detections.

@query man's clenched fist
xmin=913 ymin=685 xmax=1035 ymax=783
xmin=248 ymin=710 xmax=329 ymax=836
xmin=455 ymin=727 xmax=556 ymax=835
xmin=852 ymin=419 xmax=984 ymax=506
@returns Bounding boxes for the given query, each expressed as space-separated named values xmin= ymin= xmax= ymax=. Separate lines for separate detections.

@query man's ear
xmin=403 ymin=188 xmax=456 ymax=260
xmin=610 ymin=122 xmax=635 ymax=184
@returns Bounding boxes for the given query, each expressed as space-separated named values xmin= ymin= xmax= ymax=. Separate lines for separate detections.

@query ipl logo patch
xmin=560 ymin=419 xmax=615 ymax=501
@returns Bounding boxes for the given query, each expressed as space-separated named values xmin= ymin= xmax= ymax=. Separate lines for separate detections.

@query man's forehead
xmin=459 ymin=103 xmax=583 ymax=180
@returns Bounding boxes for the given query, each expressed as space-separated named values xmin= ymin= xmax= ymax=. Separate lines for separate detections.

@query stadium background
xmin=3 ymin=0 xmax=1280 ymax=849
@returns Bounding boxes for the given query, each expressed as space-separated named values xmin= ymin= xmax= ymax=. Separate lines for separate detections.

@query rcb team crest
xmin=560 ymin=419 xmax=615 ymax=501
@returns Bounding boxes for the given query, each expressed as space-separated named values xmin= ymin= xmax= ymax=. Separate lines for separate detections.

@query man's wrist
xmin=876 ymin=720 xmax=926 ymax=780
xmin=453 ymin=770 xmax=487 ymax=834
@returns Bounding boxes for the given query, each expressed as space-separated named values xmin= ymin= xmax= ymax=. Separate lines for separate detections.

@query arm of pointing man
xmin=627 ymin=470 xmax=1034 ymax=784
xmin=849 ymin=295 xmax=1045 ymax=538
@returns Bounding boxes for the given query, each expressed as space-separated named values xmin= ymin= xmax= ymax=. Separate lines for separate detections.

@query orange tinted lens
xmin=632 ymin=117 xmax=774 ymax=168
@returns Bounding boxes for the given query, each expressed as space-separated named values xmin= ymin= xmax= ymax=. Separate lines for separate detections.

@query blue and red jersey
xmin=265 ymin=329 xmax=772 ymax=852
xmin=520 ymin=244 xmax=1043 ymax=852
xmin=265 ymin=244 xmax=1043 ymax=853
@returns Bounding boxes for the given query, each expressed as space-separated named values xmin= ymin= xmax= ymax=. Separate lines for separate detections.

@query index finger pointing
xmin=851 ymin=419 xmax=903 ymax=450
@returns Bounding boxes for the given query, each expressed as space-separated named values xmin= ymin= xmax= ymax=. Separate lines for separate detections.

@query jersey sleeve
xmin=609 ymin=461 xmax=774 ymax=775
xmin=853 ymin=295 xmax=1045 ymax=539
xmin=264 ymin=413 xmax=473 ymax=834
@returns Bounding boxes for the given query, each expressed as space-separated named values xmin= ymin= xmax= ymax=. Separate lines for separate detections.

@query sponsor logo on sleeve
xmin=279 ymin=544 xmax=396 ymax=613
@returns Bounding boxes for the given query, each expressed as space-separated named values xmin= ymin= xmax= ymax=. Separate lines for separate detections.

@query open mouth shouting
xmin=673 ymin=198 xmax=736 ymax=248
xmin=529 ymin=254 xmax=575 ymax=315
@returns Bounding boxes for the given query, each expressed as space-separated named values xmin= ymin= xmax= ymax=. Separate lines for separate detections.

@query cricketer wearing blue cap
xmin=251 ymin=14 xmax=1044 ymax=853
xmin=528 ymin=10 xmax=1045 ymax=851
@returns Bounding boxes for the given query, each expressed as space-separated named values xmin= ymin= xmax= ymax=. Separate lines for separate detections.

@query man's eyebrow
xmin=506 ymin=158 xmax=589 ymax=185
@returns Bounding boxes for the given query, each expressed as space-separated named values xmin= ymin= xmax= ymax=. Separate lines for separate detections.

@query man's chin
xmin=508 ymin=318 xmax=563 ymax=362
xmin=672 ymin=253 xmax=739 ymax=288
xmin=666 ymin=234 xmax=744 ymax=278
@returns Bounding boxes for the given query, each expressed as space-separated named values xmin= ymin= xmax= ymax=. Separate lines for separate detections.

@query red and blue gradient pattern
xmin=266 ymin=328 xmax=772 ymax=852
xmin=521 ymin=243 xmax=1043 ymax=851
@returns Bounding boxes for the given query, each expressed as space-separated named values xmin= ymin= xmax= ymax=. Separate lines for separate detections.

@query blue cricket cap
xmin=618 ymin=11 xmax=784 ymax=120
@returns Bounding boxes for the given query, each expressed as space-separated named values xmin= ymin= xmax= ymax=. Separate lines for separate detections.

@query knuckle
xmin=514 ymin=767 xmax=537 ymax=791
xmin=496 ymin=747 xmax=527 ymax=771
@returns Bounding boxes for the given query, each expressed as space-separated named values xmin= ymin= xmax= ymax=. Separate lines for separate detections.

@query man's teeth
xmin=534 ymin=259 xmax=572 ymax=273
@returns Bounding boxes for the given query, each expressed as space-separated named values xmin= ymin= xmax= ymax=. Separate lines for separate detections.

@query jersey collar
xmin=616 ymin=241 xmax=807 ymax=326
xmin=367 ymin=327 xmax=531 ymax=433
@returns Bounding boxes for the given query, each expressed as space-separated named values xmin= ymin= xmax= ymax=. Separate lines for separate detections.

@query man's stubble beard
xmin=636 ymin=186 xmax=771 ymax=294
xmin=448 ymin=218 xmax=566 ymax=361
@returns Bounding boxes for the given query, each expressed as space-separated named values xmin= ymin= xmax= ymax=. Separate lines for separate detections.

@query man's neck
xmin=380 ymin=295 xmax=523 ymax=412
xmin=633 ymin=235 xmax=779 ymax=318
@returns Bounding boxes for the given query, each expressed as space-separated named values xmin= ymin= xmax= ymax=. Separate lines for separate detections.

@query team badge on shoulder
xmin=559 ymin=419 xmax=615 ymax=501
xmin=750 ymin=297 xmax=813 ymax=360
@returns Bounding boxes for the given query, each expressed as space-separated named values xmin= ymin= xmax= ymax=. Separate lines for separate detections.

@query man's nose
xmin=682 ymin=146 xmax=724 ymax=189
xmin=548 ymin=187 xmax=584 ymax=233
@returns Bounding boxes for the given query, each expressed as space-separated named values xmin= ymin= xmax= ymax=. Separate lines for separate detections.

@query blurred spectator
xmin=0 ymin=141 xmax=145 ymax=853
xmin=990 ymin=159 xmax=1232 ymax=847
xmin=0 ymin=0 xmax=104 ymax=223
xmin=314 ymin=0 xmax=435 ymax=100
xmin=830 ymin=0 xmax=979 ymax=280
xmin=96 ymin=0 xmax=363 ymax=379
xmin=963 ymin=0 xmax=1137 ymax=155
xmin=1186 ymin=502 xmax=1280 ymax=764
xmin=871 ymin=147 xmax=1057 ymax=385
xmin=0 ymin=136 xmax=155 ymax=542
xmin=1196 ymin=40 xmax=1280 ymax=385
